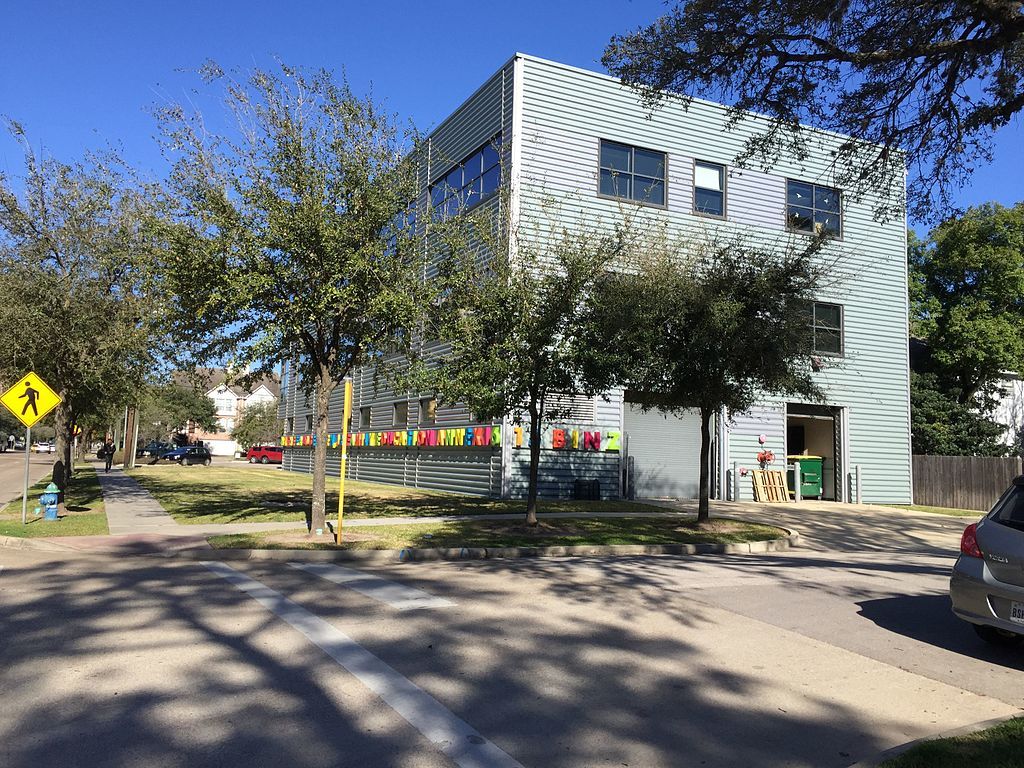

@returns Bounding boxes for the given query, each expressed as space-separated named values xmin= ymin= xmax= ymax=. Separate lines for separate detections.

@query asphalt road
xmin=2 ymin=535 xmax=1021 ymax=768
xmin=0 ymin=449 xmax=55 ymax=506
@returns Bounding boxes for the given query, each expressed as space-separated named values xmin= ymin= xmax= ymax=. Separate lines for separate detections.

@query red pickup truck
xmin=246 ymin=445 xmax=283 ymax=464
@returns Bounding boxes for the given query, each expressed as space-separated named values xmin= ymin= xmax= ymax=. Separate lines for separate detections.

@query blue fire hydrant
xmin=40 ymin=482 xmax=60 ymax=521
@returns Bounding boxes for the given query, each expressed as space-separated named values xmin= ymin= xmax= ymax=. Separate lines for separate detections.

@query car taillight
xmin=960 ymin=523 xmax=983 ymax=558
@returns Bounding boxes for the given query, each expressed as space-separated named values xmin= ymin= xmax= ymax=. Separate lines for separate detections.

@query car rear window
xmin=990 ymin=484 xmax=1024 ymax=530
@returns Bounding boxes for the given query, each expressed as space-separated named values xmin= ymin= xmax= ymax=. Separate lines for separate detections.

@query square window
xmin=788 ymin=180 xmax=842 ymax=238
xmin=600 ymin=168 xmax=631 ymax=198
xmin=600 ymin=141 xmax=632 ymax=173
xmin=633 ymin=148 xmax=664 ymax=178
xmin=634 ymin=176 xmax=664 ymax=205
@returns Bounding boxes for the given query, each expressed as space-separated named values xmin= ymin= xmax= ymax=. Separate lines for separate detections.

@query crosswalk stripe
xmin=203 ymin=561 xmax=522 ymax=768
xmin=289 ymin=562 xmax=457 ymax=610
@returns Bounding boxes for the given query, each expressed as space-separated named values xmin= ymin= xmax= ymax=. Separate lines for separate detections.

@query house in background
xmin=188 ymin=369 xmax=279 ymax=456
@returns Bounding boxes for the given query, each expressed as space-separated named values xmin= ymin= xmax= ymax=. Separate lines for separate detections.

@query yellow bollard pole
xmin=336 ymin=379 xmax=353 ymax=545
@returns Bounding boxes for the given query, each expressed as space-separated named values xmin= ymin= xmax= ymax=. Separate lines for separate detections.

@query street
xmin=1 ymin=532 xmax=1020 ymax=768
xmin=0 ymin=449 xmax=55 ymax=506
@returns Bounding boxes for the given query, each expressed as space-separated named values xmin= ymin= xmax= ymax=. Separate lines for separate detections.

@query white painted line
xmin=289 ymin=562 xmax=457 ymax=611
xmin=203 ymin=562 xmax=521 ymax=768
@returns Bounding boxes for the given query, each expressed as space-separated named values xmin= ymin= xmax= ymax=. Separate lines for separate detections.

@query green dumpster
xmin=787 ymin=455 xmax=824 ymax=500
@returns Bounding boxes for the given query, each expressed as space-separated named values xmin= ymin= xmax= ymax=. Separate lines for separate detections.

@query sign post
xmin=0 ymin=372 xmax=63 ymax=525
xmin=336 ymin=379 xmax=353 ymax=545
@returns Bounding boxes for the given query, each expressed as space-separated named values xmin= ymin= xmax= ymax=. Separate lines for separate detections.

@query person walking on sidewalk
xmin=102 ymin=437 xmax=115 ymax=473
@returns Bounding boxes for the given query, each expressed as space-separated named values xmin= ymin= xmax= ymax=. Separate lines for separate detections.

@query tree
xmin=603 ymin=1 xmax=1024 ymax=222
xmin=138 ymin=382 xmax=220 ymax=443
xmin=231 ymin=399 xmax=281 ymax=450
xmin=157 ymin=62 xmax=425 ymax=534
xmin=0 ymin=121 xmax=161 ymax=488
xmin=429 ymin=218 xmax=622 ymax=525
xmin=911 ymin=203 xmax=1024 ymax=404
xmin=910 ymin=371 xmax=1008 ymax=456
xmin=585 ymin=233 xmax=830 ymax=521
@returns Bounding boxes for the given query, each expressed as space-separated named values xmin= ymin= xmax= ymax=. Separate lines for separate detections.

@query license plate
xmin=1011 ymin=602 xmax=1024 ymax=625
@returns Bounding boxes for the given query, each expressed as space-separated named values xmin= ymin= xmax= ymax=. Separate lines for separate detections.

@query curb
xmin=847 ymin=714 xmax=1023 ymax=768
xmin=170 ymin=529 xmax=801 ymax=563
xmin=0 ymin=535 xmax=72 ymax=552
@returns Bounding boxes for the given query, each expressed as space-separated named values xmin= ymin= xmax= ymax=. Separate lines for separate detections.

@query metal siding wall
xmin=727 ymin=404 xmax=786 ymax=501
xmin=623 ymin=406 xmax=702 ymax=498
xmin=507 ymin=450 xmax=621 ymax=499
xmin=517 ymin=55 xmax=911 ymax=504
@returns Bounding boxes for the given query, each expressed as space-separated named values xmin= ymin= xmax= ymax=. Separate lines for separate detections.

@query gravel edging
xmin=171 ymin=529 xmax=800 ymax=563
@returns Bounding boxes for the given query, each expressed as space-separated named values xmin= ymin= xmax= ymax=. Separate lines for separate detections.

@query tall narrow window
xmin=693 ymin=161 xmax=725 ymax=217
xmin=598 ymin=140 xmax=666 ymax=206
xmin=304 ymin=415 xmax=313 ymax=432
xmin=811 ymin=302 xmax=843 ymax=356
xmin=788 ymin=180 xmax=842 ymax=237
xmin=419 ymin=397 xmax=437 ymax=426
xmin=393 ymin=401 xmax=409 ymax=427
xmin=359 ymin=406 xmax=371 ymax=429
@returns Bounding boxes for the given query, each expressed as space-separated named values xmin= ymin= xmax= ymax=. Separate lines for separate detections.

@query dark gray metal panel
xmin=507 ymin=450 xmax=621 ymax=500
xmin=623 ymin=405 xmax=702 ymax=499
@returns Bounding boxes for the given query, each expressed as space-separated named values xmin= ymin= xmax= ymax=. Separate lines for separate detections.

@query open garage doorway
xmin=786 ymin=404 xmax=846 ymax=501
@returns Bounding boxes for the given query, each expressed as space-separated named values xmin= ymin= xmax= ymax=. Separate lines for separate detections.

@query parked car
xmin=137 ymin=441 xmax=174 ymax=458
xmin=31 ymin=441 xmax=56 ymax=454
xmin=950 ymin=475 xmax=1024 ymax=646
xmin=14 ymin=437 xmax=26 ymax=450
xmin=153 ymin=445 xmax=213 ymax=467
xmin=246 ymin=445 xmax=283 ymax=464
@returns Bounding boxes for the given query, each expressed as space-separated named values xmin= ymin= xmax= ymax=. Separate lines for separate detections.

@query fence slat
xmin=912 ymin=455 xmax=1023 ymax=511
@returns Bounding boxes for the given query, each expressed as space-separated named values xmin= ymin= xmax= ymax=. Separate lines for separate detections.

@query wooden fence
xmin=913 ymin=455 xmax=1023 ymax=511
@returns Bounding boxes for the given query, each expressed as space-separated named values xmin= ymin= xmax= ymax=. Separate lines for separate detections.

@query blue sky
xmin=1 ymin=0 xmax=1020 ymax=228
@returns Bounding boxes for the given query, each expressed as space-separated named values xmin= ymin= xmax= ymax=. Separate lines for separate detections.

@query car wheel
xmin=203 ymin=457 xmax=212 ymax=467
xmin=261 ymin=456 xmax=269 ymax=464
xmin=973 ymin=624 xmax=1024 ymax=647
xmin=249 ymin=456 xmax=257 ymax=463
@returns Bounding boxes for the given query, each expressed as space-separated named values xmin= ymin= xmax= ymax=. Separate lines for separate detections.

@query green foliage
xmin=231 ymin=399 xmax=281 ymax=450
xmin=428 ymin=217 xmax=623 ymax=523
xmin=603 ymin=1 xmax=1024 ymax=221
xmin=912 ymin=203 xmax=1024 ymax=404
xmin=910 ymin=372 xmax=1008 ymax=457
xmin=138 ymin=382 xmax=220 ymax=442
xmin=156 ymin=62 xmax=426 ymax=533
xmin=0 ymin=121 xmax=163 ymax=483
xmin=586 ymin=233 xmax=830 ymax=518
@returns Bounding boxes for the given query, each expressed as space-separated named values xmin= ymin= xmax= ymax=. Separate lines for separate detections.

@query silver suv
xmin=950 ymin=476 xmax=1024 ymax=646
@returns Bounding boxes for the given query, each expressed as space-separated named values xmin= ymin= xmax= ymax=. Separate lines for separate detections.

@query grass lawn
xmin=885 ymin=504 xmax=985 ymax=518
xmin=208 ymin=517 xmax=787 ymax=551
xmin=0 ymin=463 xmax=108 ymax=537
xmin=126 ymin=463 xmax=670 ymax=524
xmin=880 ymin=717 xmax=1024 ymax=767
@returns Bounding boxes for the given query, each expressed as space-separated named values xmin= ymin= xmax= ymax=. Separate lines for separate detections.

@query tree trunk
xmin=697 ymin=406 xmax=713 ymax=523
xmin=53 ymin=401 xmax=72 ymax=491
xmin=309 ymin=370 xmax=335 ymax=535
xmin=525 ymin=402 xmax=541 ymax=526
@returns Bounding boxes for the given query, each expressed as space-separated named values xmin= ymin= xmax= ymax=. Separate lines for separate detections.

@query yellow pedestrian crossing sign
xmin=0 ymin=372 xmax=62 ymax=428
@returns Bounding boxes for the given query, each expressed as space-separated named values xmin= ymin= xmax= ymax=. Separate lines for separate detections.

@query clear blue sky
xmin=1 ymin=0 xmax=1020 ymax=228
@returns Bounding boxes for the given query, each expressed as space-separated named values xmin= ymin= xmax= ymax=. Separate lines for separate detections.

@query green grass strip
xmin=0 ymin=462 xmax=108 ymax=537
xmin=880 ymin=717 xmax=1024 ymax=767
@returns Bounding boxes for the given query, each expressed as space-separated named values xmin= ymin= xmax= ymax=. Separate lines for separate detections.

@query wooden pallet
xmin=751 ymin=469 xmax=791 ymax=503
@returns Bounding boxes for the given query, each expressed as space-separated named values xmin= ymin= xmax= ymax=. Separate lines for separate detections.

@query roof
xmin=173 ymin=368 xmax=280 ymax=399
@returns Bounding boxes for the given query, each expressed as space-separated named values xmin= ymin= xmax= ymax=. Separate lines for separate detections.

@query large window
xmin=694 ymin=161 xmax=725 ymax=217
xmin=787 ymin=180 xmax=841 ymax=237
xmin=430 ymin=136 xmax=501 ymax=220
xmin=811 ymin=302 xmax=843 ymax=356
xmin=599 ymin=140 xmax=666 ymax=206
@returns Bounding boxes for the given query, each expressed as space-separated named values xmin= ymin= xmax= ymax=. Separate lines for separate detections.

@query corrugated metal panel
xmin=624 ymin=405 xmax=703 ymax=498
xmin=517 ymin=55 xmax=911 ymax=504
xmin=507 ymin=449 xmax=621 ymax=499
xmin=727 ymin=404 xmax=786 ymax=501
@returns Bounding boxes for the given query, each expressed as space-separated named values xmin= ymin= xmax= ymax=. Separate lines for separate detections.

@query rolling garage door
xmin=624 ymin=405 xmax=703 ymax=498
